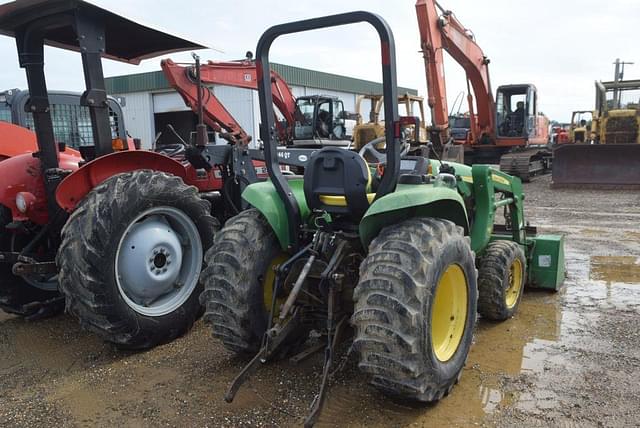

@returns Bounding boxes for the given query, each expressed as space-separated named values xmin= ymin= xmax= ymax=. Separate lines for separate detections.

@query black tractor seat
xmin=303 ymin=147 xmax=375 ymax=221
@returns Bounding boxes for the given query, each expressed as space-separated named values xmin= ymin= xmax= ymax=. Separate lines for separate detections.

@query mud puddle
xmin=307 ymin=288 xmax=564 ymax=427
xmin=590 ymin=255 xmax=640 ymax=284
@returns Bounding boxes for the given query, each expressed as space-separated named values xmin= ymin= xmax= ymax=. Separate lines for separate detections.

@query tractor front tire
xmin=57 ymin=170 xmax=217 ymax=349
xmin=353 ymin=218 xmax=477 ymax=402
xmin=477 ymin=240 xmax=526 ymax=321
xmin=200 ymin=209 xmax=282 ymax=354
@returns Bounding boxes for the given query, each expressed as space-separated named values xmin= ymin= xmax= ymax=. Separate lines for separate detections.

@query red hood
xmin=0 ymin=121 xmax=81 ymax=160
xmin=0 ymin=121 xmax=37 ymax=159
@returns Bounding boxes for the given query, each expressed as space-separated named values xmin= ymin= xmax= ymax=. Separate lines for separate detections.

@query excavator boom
xmin=197 ymin=59 xmax=299 ymax=128
xmin=416 ymin=0 xmax=494 ymax=141
xmin=161 ymin=58 xmax=300 ymax=145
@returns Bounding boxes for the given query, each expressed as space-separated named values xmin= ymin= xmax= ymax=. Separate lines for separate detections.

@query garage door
xmin=153 ymin=91 xmax=190 ymax=113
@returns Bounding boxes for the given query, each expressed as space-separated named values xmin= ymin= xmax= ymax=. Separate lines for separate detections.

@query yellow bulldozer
xmin=553 ymin=78 xmax=640 ymax=187
xmin=595 ymin=79 xmax=640 ymax=144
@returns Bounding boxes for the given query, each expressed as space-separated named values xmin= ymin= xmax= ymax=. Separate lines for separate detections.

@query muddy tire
xmin=200 ymin=209 xmax=281 ymax=354
xmin=477 ymin=240 xmax=526 ymax=321
xmin=353 ymin=218 xmax=477 ymax=402
xmin=56 ymin=170 xmax=217 ymax=349
xmin=0 ymin=205 xmax=62 ymax=318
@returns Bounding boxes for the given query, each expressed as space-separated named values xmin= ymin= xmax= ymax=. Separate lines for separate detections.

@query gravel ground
xmin=1 ymin=174 xmax=639 ymax=427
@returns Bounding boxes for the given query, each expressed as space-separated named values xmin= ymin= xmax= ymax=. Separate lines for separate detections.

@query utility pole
xmin=613 ymin=58 xmax=634 ymax=108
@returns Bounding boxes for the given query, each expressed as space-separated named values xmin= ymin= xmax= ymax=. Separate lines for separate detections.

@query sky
xmin=0 ymin=0 xmax=638 ymax=122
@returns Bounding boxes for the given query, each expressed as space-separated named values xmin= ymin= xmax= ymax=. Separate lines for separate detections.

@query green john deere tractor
xmin=199 ymin=12 xmax=564 ymax=426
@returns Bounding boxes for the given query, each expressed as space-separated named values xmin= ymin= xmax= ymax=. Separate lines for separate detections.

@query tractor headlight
xmin=15 ymin=193 xmax=27 ymax=213
xmin=15 ymin=192 xmax=34 ymax=214
xmin=435 ymin=173 xmax=457 ymax=189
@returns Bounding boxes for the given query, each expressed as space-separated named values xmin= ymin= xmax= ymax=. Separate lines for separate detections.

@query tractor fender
xmin=359 ymin=185 xmax=469 ymax=248
xmin=56 ymin=150 xmax=189 ymax=211
xmin=241 ymin=179 xmax=310 ymax=250
xmin=0 ymin=151 xmax=82 ymax=224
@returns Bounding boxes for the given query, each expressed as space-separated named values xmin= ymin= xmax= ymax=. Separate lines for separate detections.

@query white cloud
xmin=0 ymin=0 xmax=637 ymax=122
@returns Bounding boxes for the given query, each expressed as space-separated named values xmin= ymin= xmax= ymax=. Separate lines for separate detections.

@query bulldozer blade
xmin=552 ymin=144 xmax=640 ymax=188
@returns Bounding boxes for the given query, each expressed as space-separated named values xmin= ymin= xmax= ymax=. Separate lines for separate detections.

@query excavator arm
xmin=416 ymin=0 xmax=495 ymax=144
xmin=161 ymin=58 xmax=300 ymax=146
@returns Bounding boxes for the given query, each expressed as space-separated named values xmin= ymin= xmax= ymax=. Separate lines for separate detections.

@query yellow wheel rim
xmin=431 ymin=264 xmax=468 ymax=362
xmin=505 ymin=258 xmax=523 ymax=309
xmin=262 ymin=254 xmax=288 ymax=315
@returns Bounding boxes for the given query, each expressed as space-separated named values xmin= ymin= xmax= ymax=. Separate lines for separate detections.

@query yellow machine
xmin=352 ymin=94 xmax=384 ymax=149
xmin=399 ymin=93 xmax=429 ymax=143
xmin=553 ymin=78 xmax=640 ymax=186
xmin=352 ymin=93 xmax=428 ymax=150
xmin=569 ymin=110 xmax=597 ymax=143
xmin=595 ymin=79 xmax=640 ymax=144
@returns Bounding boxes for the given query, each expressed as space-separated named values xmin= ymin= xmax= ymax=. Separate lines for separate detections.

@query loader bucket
xmin=552 ymin=144 xmax=640 ymax=188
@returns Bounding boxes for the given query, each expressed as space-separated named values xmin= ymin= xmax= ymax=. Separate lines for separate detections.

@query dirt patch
xmin=1 ymin=173 xmax=639 ymax=427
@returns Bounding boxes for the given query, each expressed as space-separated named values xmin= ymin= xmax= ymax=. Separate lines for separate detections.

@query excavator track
xmin=499 ymin=149 xmax=552 ymax=182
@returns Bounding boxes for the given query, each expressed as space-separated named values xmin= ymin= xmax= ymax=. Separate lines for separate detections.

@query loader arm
xmin=161 ymin=58 xmax=301 ymax=145
xmin=416 ymin=0 xmax=495 ymax=143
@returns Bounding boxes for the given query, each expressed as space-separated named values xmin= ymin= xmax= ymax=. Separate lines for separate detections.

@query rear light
xmin=112 ymin=138 xmax=125 ymax=151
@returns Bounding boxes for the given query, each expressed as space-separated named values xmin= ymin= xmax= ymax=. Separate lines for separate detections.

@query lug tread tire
xmin=200 ymin=209 xmax=278 ymax=354
xmin=56 ymin=170 xmax=216 ymax=349
xmin=477 ymin=240 xmax=526 ymax=321
xmin=353 ymin=217 xmax=477 ymax=402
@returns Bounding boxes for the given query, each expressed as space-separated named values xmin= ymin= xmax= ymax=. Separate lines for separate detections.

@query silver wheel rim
xmin=115 ymin=206 xmax=203 ymax=317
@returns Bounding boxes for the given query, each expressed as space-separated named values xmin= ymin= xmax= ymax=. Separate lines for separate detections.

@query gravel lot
xmin=1 ymin=174 xmax=639 ymax=427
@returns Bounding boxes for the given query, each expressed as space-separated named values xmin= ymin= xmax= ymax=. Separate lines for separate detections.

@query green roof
xmin=105 ymin=62 xmax=417 ymax=96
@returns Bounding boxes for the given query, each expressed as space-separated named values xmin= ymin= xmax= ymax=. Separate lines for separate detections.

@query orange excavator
xmin=416 ymin=0 xmax=551 ymax=180
xmin=161 ymin=55 xmax=351 ymax=148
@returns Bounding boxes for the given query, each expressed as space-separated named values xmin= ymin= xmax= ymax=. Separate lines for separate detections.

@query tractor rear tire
xmin=477 ymin=240 xmax=526 ymax=321
xmin=353 ymin=217 xmax=477 ymax=402
xmin=200 ymin=209 xmax=282 ymax=354
xmin=56 ymin=170 xmax=217 ymax=349
xmin=0 ymin=205 xmax=63 ymax=318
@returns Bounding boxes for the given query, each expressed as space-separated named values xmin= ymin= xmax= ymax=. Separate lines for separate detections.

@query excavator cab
xmin=496 ymin=84 xmax=538 ymax=139
xmin=292 ymin=95 xmax=348 ymax=145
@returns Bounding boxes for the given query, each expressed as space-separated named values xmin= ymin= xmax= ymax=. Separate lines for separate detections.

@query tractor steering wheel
xmin=358 ymin=136 xmax=410 ymax=164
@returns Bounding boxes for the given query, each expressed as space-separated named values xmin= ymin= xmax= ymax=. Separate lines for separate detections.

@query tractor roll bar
xmin=255 ymin=11 xmax=400 ymax=250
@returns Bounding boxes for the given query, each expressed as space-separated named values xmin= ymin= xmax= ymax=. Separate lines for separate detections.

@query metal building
xmin=105 ymin=63 xmax=417 ymax=148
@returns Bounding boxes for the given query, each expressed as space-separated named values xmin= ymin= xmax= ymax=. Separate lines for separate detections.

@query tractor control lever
xmin=427 ymin=141 xmax=456 ymax=175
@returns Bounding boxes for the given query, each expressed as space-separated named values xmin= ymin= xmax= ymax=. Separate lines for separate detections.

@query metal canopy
xmin=0 ymin=0 xmax=206 ymax=64
xmin=601 ymin=79 xmax=640 ymax=90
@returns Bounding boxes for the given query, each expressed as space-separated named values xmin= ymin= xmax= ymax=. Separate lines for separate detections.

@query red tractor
xmin=0 ymin=0 xmax=262 ymax=349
